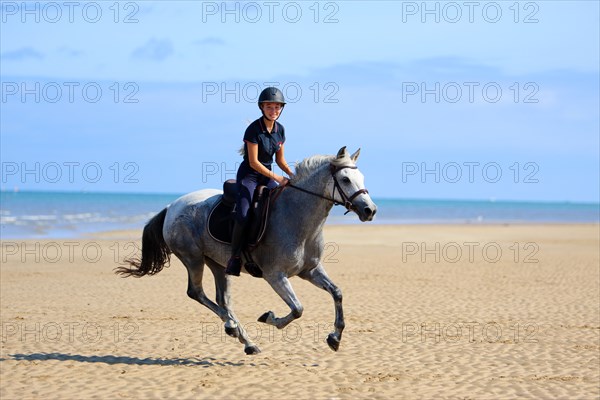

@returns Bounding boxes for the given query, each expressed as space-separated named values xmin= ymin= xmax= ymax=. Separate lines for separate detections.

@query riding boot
xmin=225 ymin=221 xmax=246 ymax=276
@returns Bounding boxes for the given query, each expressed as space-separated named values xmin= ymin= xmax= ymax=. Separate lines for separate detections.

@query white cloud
xmin=193 ymin=37 xmax=226 ymax=46
xmin=57 ymin=46 xmax=83 ymax=58
xmin=131 ymin=38 xmax=174 ymax=61
xmin=1 ymin=47 xmax=44 ymax=61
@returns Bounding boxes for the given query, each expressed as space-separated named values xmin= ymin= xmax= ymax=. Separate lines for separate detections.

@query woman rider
xmin=225 ymin=87 xmax=295 ymax=276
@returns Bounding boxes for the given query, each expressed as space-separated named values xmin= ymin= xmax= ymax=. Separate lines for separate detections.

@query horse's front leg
xmin=258 ymin=273 xmax=303 ymax=329
xmin=299 ymin=263 xmax=344 ymax=351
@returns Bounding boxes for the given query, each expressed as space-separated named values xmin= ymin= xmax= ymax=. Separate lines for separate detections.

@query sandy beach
xmin=1 ymin=224 xmax=599 ymax=399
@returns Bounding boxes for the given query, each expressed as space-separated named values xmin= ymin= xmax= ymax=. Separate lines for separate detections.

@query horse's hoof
xmin=257 ymin=311 xmax=273 ymax=324
xmin=326 ymin=333 xmax=340 ymax=352
xmin=225 ymin=325 xmax=238 ymax=338
xmin=244 ymin=345 xmax=261 ymax=355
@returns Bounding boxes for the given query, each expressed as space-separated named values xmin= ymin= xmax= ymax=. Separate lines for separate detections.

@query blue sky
xmin=1 ymin=1 xmax=599 ymax=202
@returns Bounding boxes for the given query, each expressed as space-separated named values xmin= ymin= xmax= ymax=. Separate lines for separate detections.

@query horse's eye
xmin=342 ymin=177 xmax=351 ymax=184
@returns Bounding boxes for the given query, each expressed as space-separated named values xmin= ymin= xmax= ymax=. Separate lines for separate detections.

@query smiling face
xmin=260 ymin=102 xmax=283 ymax=121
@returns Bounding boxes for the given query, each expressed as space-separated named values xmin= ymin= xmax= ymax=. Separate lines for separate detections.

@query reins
xmin=279 ymin=164 xmax=369 ymax=214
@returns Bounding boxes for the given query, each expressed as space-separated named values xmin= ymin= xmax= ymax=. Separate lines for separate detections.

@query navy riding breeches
xmin=234 ymin=162 xmax=277 ymax=224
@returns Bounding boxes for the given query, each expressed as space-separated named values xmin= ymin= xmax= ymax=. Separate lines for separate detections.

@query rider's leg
xmin=226 ymin=172 xmax=257 ymax=276
xmin=225 ymin=219 xmax=246 ymax=276
xmin=266 ymin=178 xmax=278 ymax=190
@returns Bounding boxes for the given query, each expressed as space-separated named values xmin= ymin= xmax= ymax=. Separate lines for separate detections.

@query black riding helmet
xmin=258 ymin=87 xmax=286 ymax=121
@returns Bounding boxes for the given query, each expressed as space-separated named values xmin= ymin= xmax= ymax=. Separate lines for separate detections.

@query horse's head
xmin=328 ymin=146 xmax=377 ymax=222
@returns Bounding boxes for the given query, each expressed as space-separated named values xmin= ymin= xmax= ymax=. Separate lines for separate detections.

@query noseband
xmin=285 ymin=164 xmax=369 ymax=214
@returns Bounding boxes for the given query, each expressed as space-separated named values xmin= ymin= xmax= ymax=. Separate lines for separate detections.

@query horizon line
xmin=2 ymin=188 xmax=599 ymax=206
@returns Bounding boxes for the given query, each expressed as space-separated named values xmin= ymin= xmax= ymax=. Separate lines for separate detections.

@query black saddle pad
xmin=208 ymin=198 xmax=234 ymax=244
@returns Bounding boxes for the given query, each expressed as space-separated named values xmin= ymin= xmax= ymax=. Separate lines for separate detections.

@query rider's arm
xmin=247 ymin=142 xmax=287 ymax=185
xmin=275 ymin=144 xmax=294 ymax=178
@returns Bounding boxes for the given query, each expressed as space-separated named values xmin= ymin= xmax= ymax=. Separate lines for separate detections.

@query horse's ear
xmin=336 ymin=146 xmax=348 ymax=159
xmin=350 ymin=148 xmax=361 ymax=163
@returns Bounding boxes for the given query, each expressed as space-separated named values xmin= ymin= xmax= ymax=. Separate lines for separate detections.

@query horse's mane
xmin=291 ymin=153 xmax=355 ymax=184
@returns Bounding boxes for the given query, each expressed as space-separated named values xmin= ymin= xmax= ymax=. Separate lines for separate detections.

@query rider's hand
xmin=277 ymin=176 xmax=289 ymax=186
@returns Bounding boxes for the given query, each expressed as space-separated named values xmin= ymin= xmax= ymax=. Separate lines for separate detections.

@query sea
xmin=1 ymin=191 xmax=598 ymax=239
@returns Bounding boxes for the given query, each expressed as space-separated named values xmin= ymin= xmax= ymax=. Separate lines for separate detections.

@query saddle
xmin=207 ymin=179 xmax=274 ymax=276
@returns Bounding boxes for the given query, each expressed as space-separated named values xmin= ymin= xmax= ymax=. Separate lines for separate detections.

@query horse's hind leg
xmin=299 ymin=263 xmax=344 ymax=352
xmin=181 ymin=253 xmax=259 ymax=354
xmin=206 ymin=257 xmax=261 ymax=355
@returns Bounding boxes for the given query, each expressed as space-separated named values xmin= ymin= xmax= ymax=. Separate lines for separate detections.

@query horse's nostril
xmin=364 ymin=207 xmax=373 ymax=216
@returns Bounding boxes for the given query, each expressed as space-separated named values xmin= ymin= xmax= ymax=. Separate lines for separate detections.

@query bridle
xmin=284 ymin=164 xmax=369 ymax=214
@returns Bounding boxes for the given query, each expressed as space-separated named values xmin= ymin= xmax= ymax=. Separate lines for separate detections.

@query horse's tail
xmin=115 ymin=208 xmax=171 ymax=278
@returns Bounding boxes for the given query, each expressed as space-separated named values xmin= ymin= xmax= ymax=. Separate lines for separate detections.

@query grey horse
xmin=116 ymin=146 xmax=377 ymax=354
